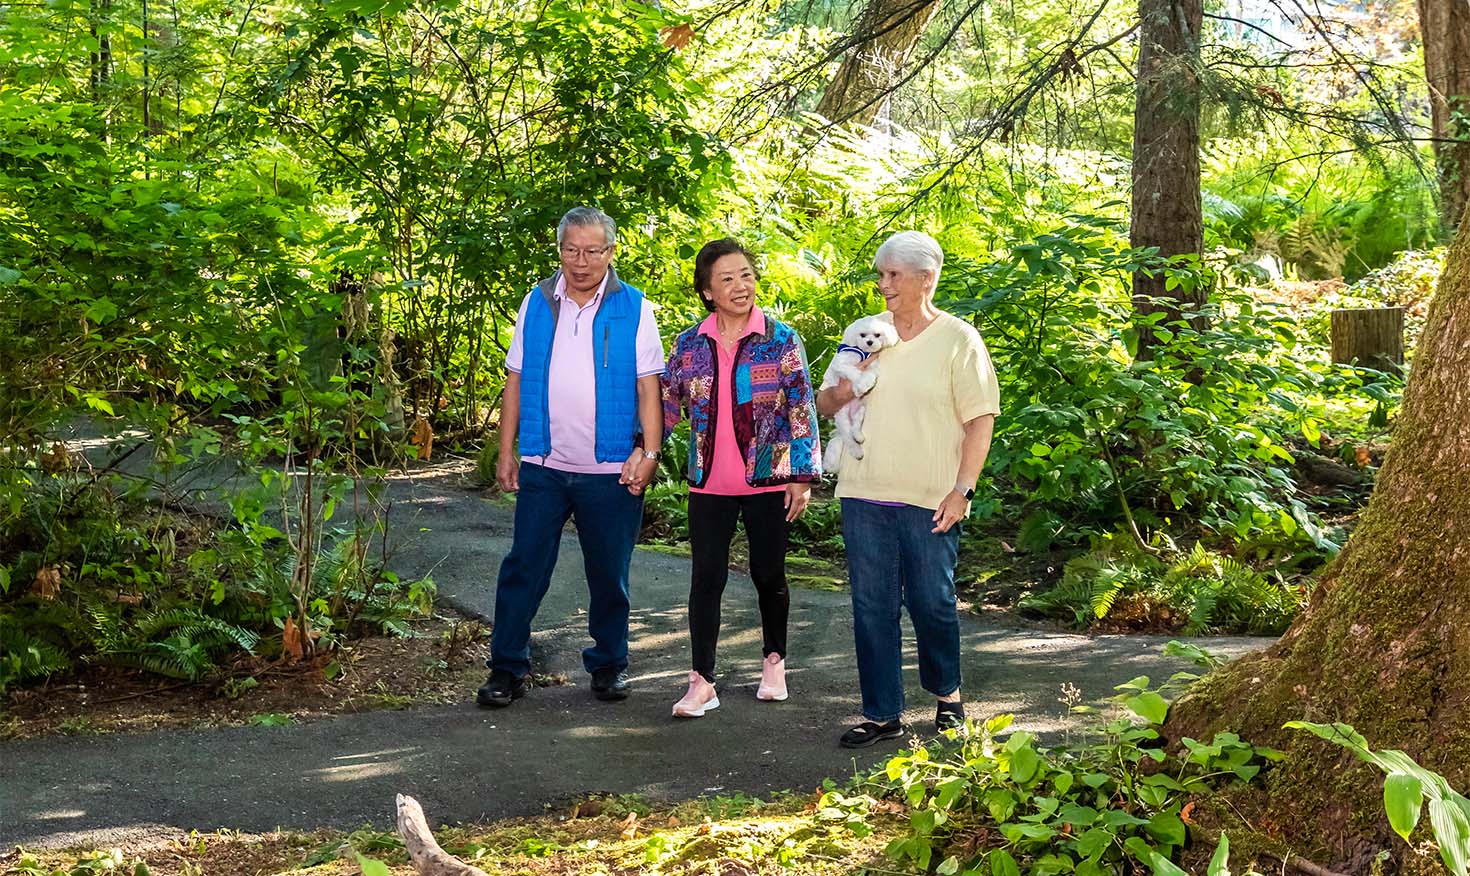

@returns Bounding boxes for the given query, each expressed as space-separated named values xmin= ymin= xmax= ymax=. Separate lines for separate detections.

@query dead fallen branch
xmin=395 ymin=794 xmax=487 ymax=876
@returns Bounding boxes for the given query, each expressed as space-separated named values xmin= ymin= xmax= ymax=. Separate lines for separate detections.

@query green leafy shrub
xmin=0 ymin=462 xmax=432 ymax=692
xmin=820 ymin=678 xmax=1281 ymax=876
xmin=1021 ymin=536 xmax=1304 ymax=635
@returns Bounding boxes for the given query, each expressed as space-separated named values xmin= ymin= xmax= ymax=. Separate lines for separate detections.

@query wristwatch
xmin=641 ymin=449 xmax=660 ymax=461
xmin=956 ymin=482 xmax=975 ymax=500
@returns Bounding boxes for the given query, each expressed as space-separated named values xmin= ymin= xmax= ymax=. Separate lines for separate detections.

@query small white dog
xmin=820 ymin=313 xmax=900 ymax=473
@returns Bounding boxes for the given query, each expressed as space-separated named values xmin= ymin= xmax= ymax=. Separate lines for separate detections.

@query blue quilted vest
xmin=517 ymin=267 xmax=644 ymax=462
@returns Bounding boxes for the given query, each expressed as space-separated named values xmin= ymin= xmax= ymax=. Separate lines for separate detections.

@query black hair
xmin=693 ymin=238 xmax=760 ymax=312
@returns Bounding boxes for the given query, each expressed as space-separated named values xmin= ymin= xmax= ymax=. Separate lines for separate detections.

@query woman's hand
xmin=784 ymin=483 xmax=812 ymax=521
xmin=621 ymin=451 xmax=658 ymax=496
xmin=931 ymin=489 xmax=969 ymax=533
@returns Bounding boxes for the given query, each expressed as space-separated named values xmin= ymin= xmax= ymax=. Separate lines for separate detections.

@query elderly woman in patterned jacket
xmin=660 ymin=238 xmax=822 ymax=719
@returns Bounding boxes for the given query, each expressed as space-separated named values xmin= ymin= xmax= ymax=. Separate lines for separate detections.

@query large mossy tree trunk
xmin=1417 ymin=0 xmax=1470 ymax=234
xmin=1129 ymin=0 xmax=1204 ymax=356
xmin=1168 ymin=209 xmax=1470 ymax=870
xmin=813 ymin=0 xmax=942 ymax=128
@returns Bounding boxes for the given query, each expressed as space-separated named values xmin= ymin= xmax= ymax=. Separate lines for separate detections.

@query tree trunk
xmin=1417 ymin=0 xmax=1470 ymax=234
xmin=1129 ymin=0 xmax=1204 ymax=354
xmin=1330 ymin=307 xmax=1405 ymax=373
xmin=1168 ymin=206 xmax=1470 ymax=870
xmin=813 ymin=0 xmax=943 ymax=128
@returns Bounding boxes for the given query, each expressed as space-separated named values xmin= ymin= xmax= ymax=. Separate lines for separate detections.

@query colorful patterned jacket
xmin=661 ymin=313 xmax=822 ymax=488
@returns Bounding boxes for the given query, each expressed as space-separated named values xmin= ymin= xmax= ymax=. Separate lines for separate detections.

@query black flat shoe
xmin=936 ymin=700 xmax=965 ymax=732
xmin=839 ymin=720 xmax=906 ymax=748
xmin=476 ymin=669 xmax=528 ymax=708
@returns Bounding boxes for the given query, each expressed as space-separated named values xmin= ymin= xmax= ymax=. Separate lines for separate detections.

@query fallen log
xmin=395 ymin=794 xmax=488 ymax=876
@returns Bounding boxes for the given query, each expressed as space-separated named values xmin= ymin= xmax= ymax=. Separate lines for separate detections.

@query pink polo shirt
xmin=506 ymin=274 xmax=664 ymax=474
xmin=691 ymin=307 xmax=785 ymax=497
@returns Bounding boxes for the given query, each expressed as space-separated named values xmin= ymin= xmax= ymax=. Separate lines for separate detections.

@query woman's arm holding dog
xmin=815 ymin=358 xmax=872 ymax=417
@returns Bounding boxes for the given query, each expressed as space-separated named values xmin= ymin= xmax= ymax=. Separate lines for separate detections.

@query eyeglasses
xmin=558 ymin=244 xmax=614 ymax=261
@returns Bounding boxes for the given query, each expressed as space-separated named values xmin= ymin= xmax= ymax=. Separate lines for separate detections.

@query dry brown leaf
xmin=618 ymin=811 xmax=638 ymax=840
xmin=665 ymin=815 xmax=680 ymax=828
xmin=32 ymin=566 xmax=62 ymax=600
xmin=283 ymin=616 xmax=307 ymax=661
xmin=115 ymin=592 xmax=143 ymax=605
xmin=410 ymin=418 xmax=434 ymax=460
xmin=1355 ymin=445 xmax=1372 ymax=467
xmin=41 ymin=442 xmax=72 ymax=473
xmin=660 ymin=22 xmax=695 ymax=49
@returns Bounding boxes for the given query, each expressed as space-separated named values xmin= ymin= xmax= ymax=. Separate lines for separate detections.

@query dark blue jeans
xmin=490 ymin=462 xmax=644 ymax=679
xmin=841 ymin=499 xmax=962 ymax=722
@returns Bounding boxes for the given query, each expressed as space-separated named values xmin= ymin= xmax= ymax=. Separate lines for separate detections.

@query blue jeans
xmin=490 ymin=462 xmax=644 ymax=678
xmin=841 ymin=499 xmax=962 ymax=722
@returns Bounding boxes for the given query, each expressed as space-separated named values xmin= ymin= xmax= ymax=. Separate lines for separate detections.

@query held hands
xmin=784 ymin=483 xmax=812 ymax=522
xmin=621 ymin=451 xmax=658 ymax=496
xmin=931 ymin=489 xmax=969 ymax=534
xmin=496 ymin=451 xmax=520 ymax=493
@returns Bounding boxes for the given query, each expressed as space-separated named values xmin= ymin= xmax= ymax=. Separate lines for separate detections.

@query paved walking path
xmin=0 ymin=453 xmax=1272 ymax=849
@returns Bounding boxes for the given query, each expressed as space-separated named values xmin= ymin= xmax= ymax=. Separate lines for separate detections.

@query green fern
xmin=0 ymin=615 xmax=72 ymax=691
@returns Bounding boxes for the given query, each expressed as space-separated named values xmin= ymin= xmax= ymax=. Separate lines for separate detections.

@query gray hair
xmin=874 ymin=230 xmax=944 ymax=281
xmin=557 ymin=207 xmax=617 ymax=247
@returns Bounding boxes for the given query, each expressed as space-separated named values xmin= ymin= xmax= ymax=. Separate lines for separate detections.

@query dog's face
xmin=842 ymin=315 xmax=899 ymax=354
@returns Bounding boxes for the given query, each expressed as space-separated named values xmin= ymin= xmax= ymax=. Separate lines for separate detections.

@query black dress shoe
xmin=476 ymin=669 xmax=527 ymax=708
xmin=590 ymin=668 xmax=630 ymax=701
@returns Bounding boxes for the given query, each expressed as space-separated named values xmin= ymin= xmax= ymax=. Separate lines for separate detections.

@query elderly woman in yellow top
xmin=815 ymin=231 xmax=1000 ymax=749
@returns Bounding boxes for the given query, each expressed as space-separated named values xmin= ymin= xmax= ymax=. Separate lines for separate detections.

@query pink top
xmin=506 ymin=273 xmax=665 ymax=474
xmin=691 ymin=307 xmax=785 ymax=497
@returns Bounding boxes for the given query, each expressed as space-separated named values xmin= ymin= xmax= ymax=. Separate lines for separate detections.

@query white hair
xmin=874 ymin=231 xmax=944 ymax=282
xmin=557 ymin=207 xmax=617 ymax=246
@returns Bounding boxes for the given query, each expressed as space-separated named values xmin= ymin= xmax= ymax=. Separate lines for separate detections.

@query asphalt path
xmin=0 ymin=455 xmax=1272 ymax=848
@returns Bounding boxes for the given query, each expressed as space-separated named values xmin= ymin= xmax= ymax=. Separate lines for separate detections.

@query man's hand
xmin=497 ymin=451 xmax=520 ymax=493
xmin=784 ymin=483 xmax=812 ymax=522
xmin=931 ymin=489 xmax=969 ymax=533
xmin=620 ymin=451 xmax=658 ymax=496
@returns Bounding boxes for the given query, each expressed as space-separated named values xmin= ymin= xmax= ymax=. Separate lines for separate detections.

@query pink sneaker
xmin=756 ymin=653 xmax=787 ymax=702
xmin=672 ymin=671 xmax=720 ymax=718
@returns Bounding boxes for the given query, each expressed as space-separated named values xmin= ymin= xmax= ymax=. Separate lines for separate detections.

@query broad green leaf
xmin=936 ymin=776 xmax=969 ymax=810
xmin=1146 ymin=811 xmax=1187 ymax=846
xmin=1207 ymin=833 xmax=1231 ymax=876
xmin=990 ymin=849 xmax=1021 ymax=876
xmin=1148 ymin=850 xmax=1188 ymax=876
xmin=1009 ymin=744 xmax=1042 ymax=784
xmin=1126 ymin=691 xmax=1169 ymax=725
xmin=1428 ymin=796 xmax=1470 ymax=876
xmin=937 ymin=855 xmax=960 ymax=876
xmin=1384 ymin=773 xmax=1423 ymax=841
xmin=357 ymin=855 xmax=391 ymax=876
xmin=1073 ymin=827 xmax=1113 ymax=859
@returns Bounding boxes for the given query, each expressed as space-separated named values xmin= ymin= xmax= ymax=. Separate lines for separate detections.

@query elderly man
xmin=477 ymin=207 xmax=664 ymax=708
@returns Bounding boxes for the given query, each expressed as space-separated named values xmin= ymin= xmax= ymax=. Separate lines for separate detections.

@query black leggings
xmin=687 ymin=490 xmax=790 ymax=683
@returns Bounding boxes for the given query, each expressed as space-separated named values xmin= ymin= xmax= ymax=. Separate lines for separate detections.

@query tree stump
xmin=1329 ymin=307 xmax=1404 ymax=373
